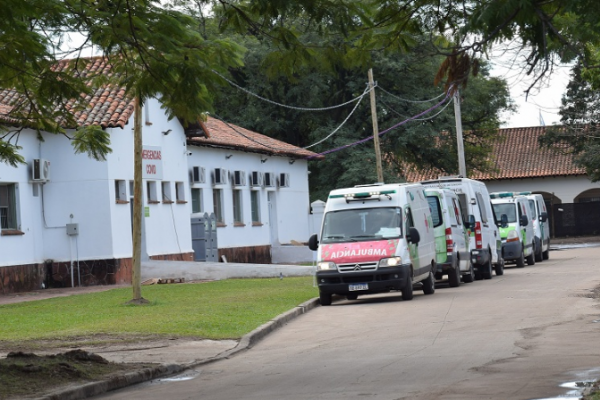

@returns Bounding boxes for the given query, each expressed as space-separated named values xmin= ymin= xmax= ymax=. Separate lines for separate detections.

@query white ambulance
xmin=490 ymin=192 xmax=536 ymax=267
xmin=421 ymin=177 xmax=504 ymax=279
xmin=308 ymin=183 xmax=437 ymax=305
xmin=526 ymin=193 xmax=550 ymax=261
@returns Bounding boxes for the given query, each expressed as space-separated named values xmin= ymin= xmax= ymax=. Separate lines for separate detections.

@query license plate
xmin=349 ymin=283 xmax=368 ymax=291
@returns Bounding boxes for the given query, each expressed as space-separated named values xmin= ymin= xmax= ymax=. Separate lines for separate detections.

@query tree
xmin=210 ymin=34 xmax=513 ymax=201
xmin=540 ymin=62 xmax=600 ymax=181
xmin=1 ymin=0 xmax=245 ymax=302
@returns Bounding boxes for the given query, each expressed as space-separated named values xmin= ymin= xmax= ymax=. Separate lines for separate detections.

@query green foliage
xmin=0 ymin=278 xmax=317 ymax=342
xmin=540 ymin=62 xmax=600 ymax=181
xmin=0 ymin=0 xmax=245 ymax=165
xmin=0 ymin=141 xmax=25 ymax=167
xmin=211 ymin=33 xmax=513 ymax=201
xmin=72 ymin=126 xmax=113 ymax=161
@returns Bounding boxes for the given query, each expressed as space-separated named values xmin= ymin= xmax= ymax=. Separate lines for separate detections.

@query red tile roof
xmin=0 ymin=57 xmax=135 ymax=129
xmin=188 ymin=116 xmax=323 ymax=159
xmin=0 ymin=57 xmax=319 ymax=159
xmin=404 ymin=126 xmax=586 ymax=182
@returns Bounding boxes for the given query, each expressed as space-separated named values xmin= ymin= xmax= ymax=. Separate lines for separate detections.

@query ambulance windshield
xmin=492 ymin=203 xmax=517 ymax=223
xmin=321 ymin=207 xmax=402 ymax=243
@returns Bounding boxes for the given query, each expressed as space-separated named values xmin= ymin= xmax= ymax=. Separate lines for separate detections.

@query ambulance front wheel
xmin=401 ymin=280 xmax=413 ymax=301
xmin=526 ymin=242 xmax=536 ymax=265
xmin=319 ymin=292 xmax=332 ymax=306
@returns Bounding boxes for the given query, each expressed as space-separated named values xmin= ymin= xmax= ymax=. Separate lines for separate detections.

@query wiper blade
xmin=349 ymin=235 xmax=382 ymax=239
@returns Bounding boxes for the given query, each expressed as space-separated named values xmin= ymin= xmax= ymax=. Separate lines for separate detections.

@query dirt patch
xmin=0 ymin=349 xmax=154 ymax=400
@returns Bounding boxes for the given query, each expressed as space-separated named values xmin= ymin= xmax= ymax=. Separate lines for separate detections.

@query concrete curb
xmin=32 ymin=297 xmax=321 ymax=400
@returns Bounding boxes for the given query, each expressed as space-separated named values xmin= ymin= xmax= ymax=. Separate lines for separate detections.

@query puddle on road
xmin=532 ymin=368 xmax=600 ymax=400
xmin=150 ymin=369 xmax=201 ymax=384
xmin=551 ymin=243 xmax=600 ymax=251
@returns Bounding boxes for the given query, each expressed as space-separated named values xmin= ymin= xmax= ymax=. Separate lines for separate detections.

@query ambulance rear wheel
xmin=495 ymin=259 xmax=505 ymax=276
xmin=463 ymin=264 xmax=475 ymax=283
xmin=526 ymin=243 xmax=536 ymax=265
xmin=542 ymin=241 xmax=550 ymax=260
xmin=482 ymin=258 xmax=493 ymax=280
xmin=448 ymin=257 xmax=461 ymax=288
xmin=422 ymin=271 xmax=435 ymax=295
xmin=319 ymin=292 xmax=332 ymax=306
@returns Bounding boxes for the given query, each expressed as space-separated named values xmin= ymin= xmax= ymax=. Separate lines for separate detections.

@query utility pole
xmin=129 ymin=95 xmax=147 ymax=304
xmin=368 ymin=69 xmax=384 ymax=183
xmin=453 ymin=89 xmax=467 ymax=178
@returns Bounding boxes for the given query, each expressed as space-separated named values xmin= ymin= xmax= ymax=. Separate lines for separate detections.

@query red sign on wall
xmin=142 ymin=146 xmax=163 ymax=179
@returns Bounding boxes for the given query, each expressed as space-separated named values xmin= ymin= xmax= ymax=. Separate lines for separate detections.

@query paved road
xmin=97 ymin=247 xmax=600 ymax=400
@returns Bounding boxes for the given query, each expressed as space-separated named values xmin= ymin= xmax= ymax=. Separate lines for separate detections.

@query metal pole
xmin=453 ymin=90 xmax=467 ymax=178
xmin=368 ymin=69 xmax=384 ymax=183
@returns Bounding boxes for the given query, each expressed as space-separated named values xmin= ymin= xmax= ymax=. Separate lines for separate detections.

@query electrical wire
xmin=378 ymin=86 xmax=446 ymax=104
xmin=303 ymin=85 xmax=370 ymax=149
xmin=211 ymin=69 xmax=374 ymax=111
xmin=380 ymin=97 xmax=454 ymax=123
xmin=306 ymin=88 xmax=453 ymax=159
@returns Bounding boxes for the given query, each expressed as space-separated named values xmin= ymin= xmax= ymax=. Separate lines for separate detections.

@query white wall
xmin=0 ymin=97 xmax=195 ymax=268
xmin=187 ymin=147 xmax=312 ymax=249
xmin=484 ymin=176 xmax=600 ymax=203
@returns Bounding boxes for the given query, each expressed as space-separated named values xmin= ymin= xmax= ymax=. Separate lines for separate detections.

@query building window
xmin=192 ymin=188 xmax=203 ymax=213
xmin=162 ymin=181 xmax=173 ymax=203
xmin=213 ymin=189 xmax=223 ymax=223
xmin=147 ymin=181 xmax=158 ymax=203
xmin=0 ymin=184 xmax=18 ymax=230
xmin=115 ymin=180 xmax=128 ymax=203
xmin=251 ymin=190 xmax=261 ymax=224
xmin=233 ymin=190 xmax=243 ymax=225
xmin=175 ymin=182 xmax=186 ymax=203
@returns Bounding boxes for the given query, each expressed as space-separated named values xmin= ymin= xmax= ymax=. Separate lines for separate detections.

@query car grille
xmin=338 ymin=262 xmax=378 ymax=272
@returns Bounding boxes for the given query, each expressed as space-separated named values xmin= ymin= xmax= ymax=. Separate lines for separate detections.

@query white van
xmin=421 ymin=177 xmax=504 ymax=279
xmin=526 ymin=193 xmax=550 ymax=261
xmin=307 ymin=183 xmax=437 ymax=305
xmin=491 ymin=193 xmax=536 ymax=267
xmin=425 ymin=188 xmax=471 ymax=286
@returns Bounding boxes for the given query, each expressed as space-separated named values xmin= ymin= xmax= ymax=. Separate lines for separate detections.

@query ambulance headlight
xmin=317 ymin=262 xmax=337 ymax=271
xmin=506 ymin=229 xmax=519 ymax=242
xmin=378 ymin=257 xmax=402 ymax=267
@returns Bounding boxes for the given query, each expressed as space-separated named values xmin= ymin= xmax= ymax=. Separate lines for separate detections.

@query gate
xmin=551 ymin=202 xmax=600 ymax=237
xmin=191 ymin=213 xmax=218 ymax=261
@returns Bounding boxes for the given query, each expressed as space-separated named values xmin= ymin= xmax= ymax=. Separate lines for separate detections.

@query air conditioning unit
xmin=212 ymin=168 xmax=227 ymax=185
xmin=264 ymin=172 xmax=275 ymax=187
xmin=278 ymin=173 xmax=290 ymax=188
xmin=250 ymin=171 xmax=263 ymax=187
xmin=191 ymin=166 xmax=205 ymax=183
xmin=32 ymin=159 xmax=50 ymax=182
xmin=232 ymin=170 xmax=246 ymax=186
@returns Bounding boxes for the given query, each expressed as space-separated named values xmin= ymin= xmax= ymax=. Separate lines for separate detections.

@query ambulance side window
xmin=452 ymin=198 xmax=463 ymax=226
xmin=528 ymin=199 xmax=537 ymax=218
xmin=476 ymin=192 xmax=488 ymax=223
xmin=405 ymin=207 xmax=414 ymax=229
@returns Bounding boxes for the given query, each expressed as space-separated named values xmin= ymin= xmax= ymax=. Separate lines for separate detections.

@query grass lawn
xmin=0 ymin=277 xmax=318 ymax=347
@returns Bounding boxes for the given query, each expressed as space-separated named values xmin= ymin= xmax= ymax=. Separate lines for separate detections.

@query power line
xmin=211 ymin=69 xmax=374 ymax=111
xmin=377 ymin=86 xmax=446 ymax=104
xmin=306 ymin=89 xmax=453 ymax=159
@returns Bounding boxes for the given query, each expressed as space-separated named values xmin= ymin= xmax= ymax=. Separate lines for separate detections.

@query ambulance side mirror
xmin=407 ymin=227 xmax=420 ymax=244
xmin=500 ymin=214 xmax=509 ymax=228
xmin=464 ymin=214 xmax=476 ymax=229
xmin=520 ymin=215 xmax=529 ymax=226
xmin=540 ymin=212 xmax=548 ymax=222
xmin=308 ymin=234 xmax=319 ymax=251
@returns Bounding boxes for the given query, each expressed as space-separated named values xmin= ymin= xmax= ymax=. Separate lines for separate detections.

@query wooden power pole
xmin=368 ymin=69 xmax=384 ymax=183
xmin=453 ymin=89 xmax=467 ymax=178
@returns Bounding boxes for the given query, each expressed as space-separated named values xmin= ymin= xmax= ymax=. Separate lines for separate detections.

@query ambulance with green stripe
xmin=490 ymin=192 xmax=535 ymax=268
xmin=307 ymin=183 xmax=436 ymax=306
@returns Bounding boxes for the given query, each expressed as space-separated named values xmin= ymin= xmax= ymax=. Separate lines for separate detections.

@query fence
xmin=549 ymin=202 xmax=600 ymax=238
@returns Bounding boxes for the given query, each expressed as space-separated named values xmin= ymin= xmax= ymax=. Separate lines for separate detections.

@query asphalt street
xmin=93 ymin=245 xmax=600 ymax=400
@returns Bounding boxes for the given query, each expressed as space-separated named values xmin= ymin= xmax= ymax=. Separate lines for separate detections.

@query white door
xmin=268 ymin=191 xmax=279 ymax=245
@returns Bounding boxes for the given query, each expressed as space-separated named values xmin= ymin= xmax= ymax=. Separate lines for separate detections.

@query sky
xmin=487 ymin=47 xmax=573 ymax=129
